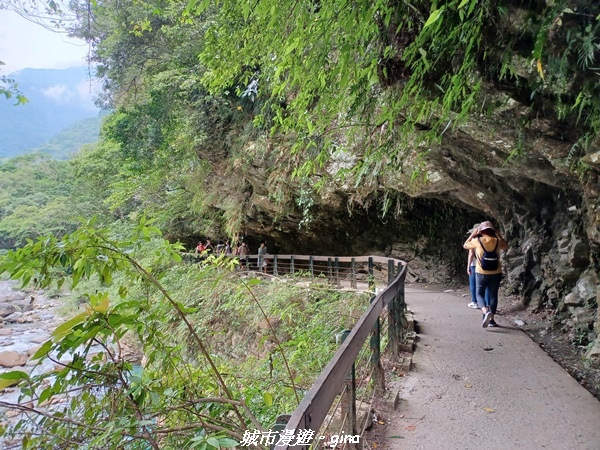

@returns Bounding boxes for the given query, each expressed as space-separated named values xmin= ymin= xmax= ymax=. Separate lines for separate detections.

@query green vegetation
xmin=0 ymin=219 xmax=369 ymax=448
xmin=196 ymin=0 xmax=600 ymax=176
xmin=0 ymin=152 xmax=114 ymax=250
xmin=0 ymin=67 xmax=27 ymax=106
xmin=0 ymin=0 xmax=598 ymax=446
xmin=0 ymin=154 xmax=76 ymax=248
xmin=31 ymin=116 xmax=103 ymax=160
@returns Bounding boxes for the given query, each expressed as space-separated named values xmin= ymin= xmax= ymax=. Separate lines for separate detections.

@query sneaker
xmin=467 ymin=302 xmax=479 ymax=309
xmin=482 ymin=311 xmax=492 ymax=328
xmin=489 ymin=320 xmax=498 ymax=327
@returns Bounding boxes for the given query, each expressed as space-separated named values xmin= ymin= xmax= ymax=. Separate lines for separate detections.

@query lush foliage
xmin=0 ymin=69 xmax=27 ymax=106
xmin=0 ymin=155 xmax=76 ymax=249
xmin=195 ymin=0 xmax=600 ymax=173
xmin=43 ymin=0 xmax=598 ymax=244
xmin=0 ymin=151 xmax=116 ymax=250
xmin=0 ymin=219 xmax=369 ymax=448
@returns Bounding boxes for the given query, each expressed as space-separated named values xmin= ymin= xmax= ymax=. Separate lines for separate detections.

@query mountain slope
xmin=0 ymin=67 xmax=101 ymax=157
xmin=31 ymin=115 xmax=103 ymax=160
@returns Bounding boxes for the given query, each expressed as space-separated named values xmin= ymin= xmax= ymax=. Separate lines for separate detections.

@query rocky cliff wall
xmin=231 ymin=98 xmax=599 ymax=362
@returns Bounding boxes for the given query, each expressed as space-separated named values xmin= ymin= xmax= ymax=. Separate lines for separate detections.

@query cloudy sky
xmin=0 ymin=9 xmax=89 ymax=75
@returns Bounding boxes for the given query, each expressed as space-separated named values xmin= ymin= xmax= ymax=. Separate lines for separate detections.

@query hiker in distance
xmin=463 ymin=221 xmax=508 ymax=328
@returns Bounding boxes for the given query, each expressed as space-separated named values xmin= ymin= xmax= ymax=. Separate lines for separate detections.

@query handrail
xmin=183 ymin=251 xmax=408 ymax=448
xmin=274 ymin=263 xmax=407 ymax=449
xmin=182 ymin=253 xmax=399 ymax=287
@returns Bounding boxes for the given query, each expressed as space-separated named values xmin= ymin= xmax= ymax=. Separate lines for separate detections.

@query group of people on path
xmin=231 ymin=241 xmax=268 ymax=273
xmin=195 ymin=239 xmax=232 ymax=255
xmin=194 ymin=238 xmax=269 ymax=273
xmin=463 ymin=220 xmax=508 ymax=328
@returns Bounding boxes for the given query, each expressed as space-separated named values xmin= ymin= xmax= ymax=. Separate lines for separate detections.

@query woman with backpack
xmin=466 ymin=224 xmax=490 ymax=310
xmin=464 ymin=221 xmax=508 ymax=328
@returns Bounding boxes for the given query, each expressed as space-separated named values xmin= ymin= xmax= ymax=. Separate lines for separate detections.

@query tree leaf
xmin=0 ymin=371 xmax=30 ymax=389
xmin=536 ymin=59 xmax=545 ymax=79
xmin=52 ymin=312 xmax=90 ymax=338
xmin=38 ymin=387 xmax=54 ymax=405
xmin=263 ymin=391 xmax=273 ymax=407
xmin=0 ymin=371 xmax=30 ymax=381
xmin=206 ymin=437 xmax=220 ymax=449
xmin=31 ymin=340 xmax=53 ymax=360
xmin=217 ymin=438 xmax=238 ymax=448
xmin=423 ymin=7 xmax=444 ymax=28
xmin=91 ymin=294 xmax=110 ymax=313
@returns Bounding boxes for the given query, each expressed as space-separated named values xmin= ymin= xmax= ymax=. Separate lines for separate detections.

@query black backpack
xmin=477 ymin=237 xmax=499 ymax=271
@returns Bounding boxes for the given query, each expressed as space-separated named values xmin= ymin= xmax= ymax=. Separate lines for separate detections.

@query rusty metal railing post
xmin=369 ymin=295 xmax=384 ymax=390
xmin=351 ymin=258 xmax=357 ymax=289
xmin=398 ymin=275 xmax=407 ymax=335
xmin=368 ymin=257 xmax=374 ymax=291
xmin=334 ymin=257 xmax=340 ymax=286
xmin=339 ymin=330 xmax=357 ymax=448
xmin=388 ymin=263 xmax=404 ymax=361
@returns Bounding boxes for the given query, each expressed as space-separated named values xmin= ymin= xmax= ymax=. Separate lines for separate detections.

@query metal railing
xmin=270 ymin=256 xmax=407 ymax=450
xmin=185 ymin=252 xmax=400 ymax=289
xmin=183 ymin=252 xmax=407 ymax=449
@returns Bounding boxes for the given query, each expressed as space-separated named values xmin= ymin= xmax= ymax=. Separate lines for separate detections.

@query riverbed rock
xmin=3 ymin=312 xmax=24 ymax=323
xmin=10 ymin=298 xmax=35 ymax=312
xmin=0 ymin=303 xmax=18 ymax=318
xmin=0 ymin=351 xmax=28 ymax=368
xmin=0 ymin=290 xmax=26 ymax=302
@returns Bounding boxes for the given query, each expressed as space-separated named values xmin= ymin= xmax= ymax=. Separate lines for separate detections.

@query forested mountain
xmin=0 ymin=67 xmax=101 ymax=157
xmin=0 ymin=0 xmax=599 ymax=448
xmin=29 ymin=115 xmax=104 ymax=160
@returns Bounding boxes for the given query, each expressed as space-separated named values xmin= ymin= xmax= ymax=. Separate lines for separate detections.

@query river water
xmin=0 ymin=280 xmax=64 ymax=429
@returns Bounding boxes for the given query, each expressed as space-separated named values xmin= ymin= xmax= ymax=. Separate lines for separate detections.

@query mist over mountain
xmin=0 ymin=67 xmax=102 ymax=158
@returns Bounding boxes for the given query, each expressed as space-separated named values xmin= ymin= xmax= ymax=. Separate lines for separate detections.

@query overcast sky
xmin=0 ymin=9 xmax=89 ymax=75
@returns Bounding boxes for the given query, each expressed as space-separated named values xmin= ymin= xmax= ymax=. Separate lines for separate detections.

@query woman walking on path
xmin=464 ymin=221 xmax=508 ymax=328
xmin=466 ymin=225 xmax=490 ymax=309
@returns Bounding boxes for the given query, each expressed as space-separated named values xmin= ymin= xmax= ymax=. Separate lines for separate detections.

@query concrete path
xmin=386 ymin=287 xmax=600 ymax=450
